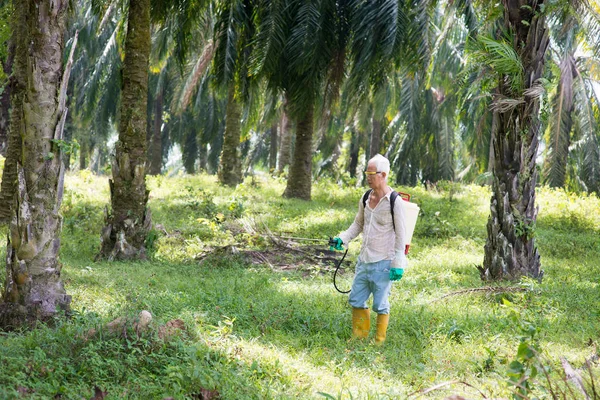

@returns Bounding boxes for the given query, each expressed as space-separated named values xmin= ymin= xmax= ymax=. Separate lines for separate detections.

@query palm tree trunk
xmin=198 ymin=142 xmax=207 ymax=172
xmin=283 ymin=103 xmax=314 ymax=200
xmin=99 ymin=0 xmax=151 ymax=261
xmin=182 ymin=127 xmax=198 ymax=174
xmin=269 ymin=122 xmax=278 ymax=171
xmin=1 ymin=0 xmax=71 ymax=328
xmin=149 ymin=90 xmax=163 ymax=175
xmin=0 ymin=37 xmax=14 ymax=157
xmin=347 ymin=128 xmax=359 ymax=178
xmin=369 ymin=117 xmax=382 ymax=158
xmin=218 ymin=86 xmax=242 ymax=185
xmin=79 ymin=139 xmax=88 ymax=170
xmin=0 ymin=27 xmax=20 ymax=224
xmin=481 ymin=0 xmax=549 ymax=281
xmin=277 ymin=103 xmax=292 ymax=174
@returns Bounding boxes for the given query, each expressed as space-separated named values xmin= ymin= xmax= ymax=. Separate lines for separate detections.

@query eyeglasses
xmin=364 ymin=171 xmax=382 ymax=176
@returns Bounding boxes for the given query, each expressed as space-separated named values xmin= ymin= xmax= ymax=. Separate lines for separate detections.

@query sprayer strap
xmin=361 ymin=189 xmax=399 ymax=231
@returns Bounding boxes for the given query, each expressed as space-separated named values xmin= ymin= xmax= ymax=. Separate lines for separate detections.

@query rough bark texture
xmin=283 ymin=103 xmax=314 ymax=200
xmin=481 ymin=0 xmax=548 ymax=281
xmin=269 ymin=122 xmax=278 ymax=171
xmin=0 ymin=16 xmax=22 ymax=224
xmin=277 ymin=103 xmax=292 ymax=174
xmin=99 ymin=0 xmax=151 ymax=261
xmin=1 ymin=0 xmax=71 ymax=329
xmin=149 ymin=90 xmax=163 ymax=175
xmin=369 ymin=118 xmax=382 ymax=159
xmin=0 ymin=37 xmax=14 ymax=157
xmin=218 ymin=86 xmax=242 ymax=186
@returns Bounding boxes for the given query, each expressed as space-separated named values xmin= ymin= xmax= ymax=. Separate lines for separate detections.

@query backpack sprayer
xmin=331 ymin=191 xmax=420 ymax=294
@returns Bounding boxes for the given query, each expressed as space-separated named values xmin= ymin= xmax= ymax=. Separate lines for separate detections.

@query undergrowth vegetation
xmin=0 ymin=171 xmax=599 ymax=399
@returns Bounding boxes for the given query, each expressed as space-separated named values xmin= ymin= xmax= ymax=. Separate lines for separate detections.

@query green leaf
xmin=508 ymin=360 xmax=524 ymax=374
xmin=517 ymin=342 xmax=534 ymax=360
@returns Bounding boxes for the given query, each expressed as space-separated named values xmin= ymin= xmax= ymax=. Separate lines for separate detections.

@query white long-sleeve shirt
xmin=339 ymin=189 xmax=408 ymax=269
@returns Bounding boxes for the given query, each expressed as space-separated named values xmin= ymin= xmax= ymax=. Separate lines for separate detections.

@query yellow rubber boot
xmin=351 ymin=308 xmax=370 ymax=339
xmin=375 ymin=314 xmax=389 ymax=345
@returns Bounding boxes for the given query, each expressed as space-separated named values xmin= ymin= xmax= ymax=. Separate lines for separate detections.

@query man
xmin=332 ymin=154 xmax=407 ymax=344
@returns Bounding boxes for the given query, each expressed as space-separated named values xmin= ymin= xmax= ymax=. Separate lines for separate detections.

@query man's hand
xmin=389 ymin=268 xmax=404 ymax=281
xmin=329 ymin=237 xmax=344 ymax=251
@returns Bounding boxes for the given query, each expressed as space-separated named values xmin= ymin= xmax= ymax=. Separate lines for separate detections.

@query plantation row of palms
xmin=0 ymin=0 xmax=599 ymax=328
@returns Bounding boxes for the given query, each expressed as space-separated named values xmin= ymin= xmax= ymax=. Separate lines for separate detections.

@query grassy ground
xmin=0 ymin=170 xmax=599 ymax=399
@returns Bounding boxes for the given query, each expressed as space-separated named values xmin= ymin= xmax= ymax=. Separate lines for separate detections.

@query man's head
xmin=365 ymin=154 xmax=390 ymax=188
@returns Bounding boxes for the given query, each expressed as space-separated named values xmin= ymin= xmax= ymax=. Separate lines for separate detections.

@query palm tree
xmin=212 ymin=0 xmax=257 ymax=186
xmin=98 ymin=0 xmax=210 ymax=259
xmin=476 ymin=1 xmax=550 ymax=280
xmin=461 ymin=0 xmax=599 ymax=281
xmin=543 ymin=12 xmax=600 ymax=193
xmin=0 ymin=0 xmax=73 ymax=328
xmin=98 ymin=0 xmax=152 ymax=260
xmin=68 ymin=0 xmax=122 ymax=172
xmin=251 ymin=0 xmax=352 ymax=200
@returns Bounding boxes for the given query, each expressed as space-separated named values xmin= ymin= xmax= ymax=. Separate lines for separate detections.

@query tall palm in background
xmin=97 ymin=0 xmax=210 ymax=260
xmin=69 ymin=0 xmax=123 ymax=172
xmin=98 ymin=0 xmax=153 ymax=260
xmin=543 ymin=11 xmax=600 ymax=193
xmin=251 ymin=0 xmax=429 ymax=200
xmin=212 ymin=0 xmax=257 ymax=186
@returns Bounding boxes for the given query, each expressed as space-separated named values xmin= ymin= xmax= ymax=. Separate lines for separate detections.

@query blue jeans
xmin=348 ymin=259 xmax=392 ymax=314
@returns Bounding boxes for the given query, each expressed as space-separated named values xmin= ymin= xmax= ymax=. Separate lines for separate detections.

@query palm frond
xmin=249 ymin=0 xmax=288 ymax=77
xmin=490 ymin=95 xmax=525 ymax=112
xmin=573 ymin=64 xmax=600 ymax=193
xmin=97 ymin=0 xmax=117 ymax=33
xmin=453 ymin=0 xmax=477 ymax=35
xmin=349 ymin=0 xmax=400 ymax=80
xmin=213 ymin=0 xmax=246 ymax=85
xmin=426 ymin=11 xmax=455 ymax=89
xmin=177 ymin=40 xmax=215 ymax=113
xmin=393 ymin=72 xmax=422 ymax=185
xmin=399 ymin=1 xmax=432 ymax=73
xmin=80 ymin=19 xmax=122 ymax=122
xmin=286 ymin=0 xmax=327 ymax=76
xmin=544 ymin=55 xmax=575 ymax=187
xmin=150 ymin=25 xmax=171 ymax=72
xmin=437 ymin=114 xmax=454 ymax=180
xmin=466 ymin=34 xmax=524 ymax=94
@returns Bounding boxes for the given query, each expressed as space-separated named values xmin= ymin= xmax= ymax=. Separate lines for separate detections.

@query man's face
xmin=365 ymin=162 xmax=385 ymax=188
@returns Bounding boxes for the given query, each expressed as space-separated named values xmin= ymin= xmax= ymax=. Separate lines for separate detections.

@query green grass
xmin=0 ymin=171 xmax=599 ymax=399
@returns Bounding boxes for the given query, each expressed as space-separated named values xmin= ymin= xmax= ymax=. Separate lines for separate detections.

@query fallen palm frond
xmin=407 ymin=379 xmax=488 ymax=398
xmin=428 ymin=286 xmax=528 ymax=304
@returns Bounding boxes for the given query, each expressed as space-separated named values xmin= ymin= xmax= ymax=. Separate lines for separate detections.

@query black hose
xmin=333 ymin=249 xmax=351 ymax=294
